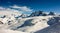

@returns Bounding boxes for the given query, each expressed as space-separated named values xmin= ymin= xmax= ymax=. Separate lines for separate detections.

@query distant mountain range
xmin=0 ymin=11 xmax=60 ymax=33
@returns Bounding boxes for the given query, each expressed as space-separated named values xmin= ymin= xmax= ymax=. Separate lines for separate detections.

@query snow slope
xmin=35 ymin=22 xmax=60 ymax=33
xmin=16 ymin=16 xmax=53 ymax=33
xmin=0 ymin=14 xmax=53 ymax=33
xmin=0 ymin=11 xmax=60 ymax=33
xmin=0 ymin=29 xmax=27 ymax=33
xmin=35 ymin=16 xmax=60 ymax=33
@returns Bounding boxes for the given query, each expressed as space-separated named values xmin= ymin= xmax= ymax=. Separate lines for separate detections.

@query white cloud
xmin=0 ymin=7 xmax=17 ymax=11
xmin=0 ymin=5 xmax=33 ymax=15
xmin=10 ymin=5 xmax=33 ymax=11
xmin=0 ymin=7 xmax=6 ymax=10
xmin=0 ymin=7 xmax=23 ymax=17
xmin=0 ymin=7 xmax=22 ymax=14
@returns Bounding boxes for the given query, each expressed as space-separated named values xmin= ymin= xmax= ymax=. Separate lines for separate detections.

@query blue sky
xmin=0 ymin=0 xmax=60 ymax=14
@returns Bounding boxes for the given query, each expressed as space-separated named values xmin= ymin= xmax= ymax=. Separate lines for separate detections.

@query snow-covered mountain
xmin=0 ymin=11 xmax=60 ymax=33
xmin=35 ymin=17 xmax=60 ymax=33
xmin=29 ymin=11 xmax=55 ymax=17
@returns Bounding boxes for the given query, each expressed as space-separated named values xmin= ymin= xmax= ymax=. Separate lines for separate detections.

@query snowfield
xmin=0 ymin=11 xmax=60 ymax=33
xmin=0 ymin=29 xmax=27 ymax=33
xmin=16 ymin=16 xmax=53 ymax=33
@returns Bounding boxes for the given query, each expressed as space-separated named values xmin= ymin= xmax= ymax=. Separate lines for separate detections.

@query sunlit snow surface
xmin=0 ymin=11 xmax=60 ymax=33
